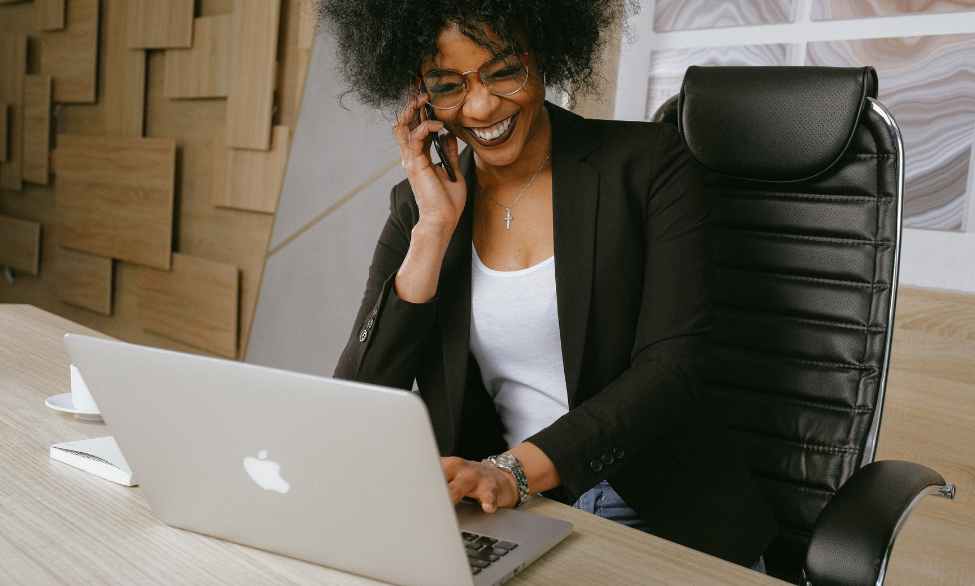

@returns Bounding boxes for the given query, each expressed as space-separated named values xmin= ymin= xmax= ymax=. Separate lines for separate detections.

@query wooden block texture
xmin=136 ymin=253 xmax=239 ymax=358
xmin=23 ymin=75 xmax=52 ymax=185
xmin=126 ymin=0 xmax=193 ymax=49
xmin=164 ymin=15 xmax=232 ymax=99
xmin=53 ymin=134 xmax=176 ymax=270
xmin=34 ymin=0 xmax=66 ymax=31
xmin=213 ymin=126 xmax=290 ymax=213
xmin=103 ymin=0 xmax=146 ymax=136
xmin=40 ymin=0 xmax=99 ymax=103
xmin=55 ymin=247 xmax=113 ymax=315
xmin=0 ymin=33 xmax=27 ymax=189
xmin=0 ymin=214 xmax=41 ymax=275
xmin=226 ymin=0 xmax=281 ymax=150
xmin=0 ymin=102 xmax=7 ymax=162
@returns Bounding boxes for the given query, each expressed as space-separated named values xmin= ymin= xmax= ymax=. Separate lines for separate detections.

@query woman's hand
xmin=393 ymin=92 xmax=467 ymax=234
xmin=441 ymin=456 xmax=519 ymax=513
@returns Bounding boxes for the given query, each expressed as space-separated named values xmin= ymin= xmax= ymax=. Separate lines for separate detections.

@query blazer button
xmin=601 ymin=452 xmax=614 ymax=465
xmin=589 ymin=459 xmax=603 ymax=472
xmin=613 ymin=447 xmax=625 ymax=460
xmin=358 ymin=329 xmax=368 ymax=343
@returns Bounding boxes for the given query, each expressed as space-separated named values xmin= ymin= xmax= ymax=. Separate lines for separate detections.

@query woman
xmin=320 ymin=1 xmax=777 ymax=573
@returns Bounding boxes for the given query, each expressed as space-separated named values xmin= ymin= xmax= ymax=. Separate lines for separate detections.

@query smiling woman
xmin=320 ymin=0 xmax=776 ymax=575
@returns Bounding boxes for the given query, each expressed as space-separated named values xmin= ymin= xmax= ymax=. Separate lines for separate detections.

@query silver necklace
xmin=477 ymin=152 xmax=551 ymax=231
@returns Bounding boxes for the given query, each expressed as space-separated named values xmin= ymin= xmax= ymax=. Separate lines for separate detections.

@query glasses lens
xmin=482 ymin=54 xmax=527 ymax=96
xmin=423 ymin=71 xmax=466 ymax=109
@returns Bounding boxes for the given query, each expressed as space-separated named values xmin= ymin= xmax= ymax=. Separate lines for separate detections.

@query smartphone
xmin=423 ymin=102 xmax=457 ymax=182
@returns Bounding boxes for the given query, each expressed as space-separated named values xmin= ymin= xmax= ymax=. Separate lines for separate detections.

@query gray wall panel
xmin=247 ymin=162 xmax=402 ymax=376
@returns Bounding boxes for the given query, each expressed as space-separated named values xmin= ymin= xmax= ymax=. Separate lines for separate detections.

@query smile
xmin=466 ymin=113 xmax=518 ymax=146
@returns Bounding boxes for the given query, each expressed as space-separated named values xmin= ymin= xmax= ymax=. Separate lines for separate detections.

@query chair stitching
xmin=719 ymin=191 xmax=893 ymax=202
xmin=854 ymin=148 xmax=883 ymax=463
xmin=715 ymin=227 xmax=892 ymax=246
xmin=716 ymin=266 xmax=890 ymax=289
xmin=709 ymin=384 xmax=874 ymax=414
xmin=713 ymin=304 xmax=886 ymax=332
xmin=711 ymin=341 xmax=875 ymax=371
xmin=731 ymin=425 xmax=862 ymax=455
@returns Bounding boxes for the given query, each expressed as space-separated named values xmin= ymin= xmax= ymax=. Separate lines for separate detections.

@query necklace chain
xmin=477 ymin=151 xmax=551 ymax=231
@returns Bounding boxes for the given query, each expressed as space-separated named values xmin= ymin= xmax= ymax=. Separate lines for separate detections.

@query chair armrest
xmin=803 ymin=460 xmax=955 ymax=586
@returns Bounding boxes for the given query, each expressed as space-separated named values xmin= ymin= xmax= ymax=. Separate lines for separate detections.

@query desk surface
xmin=0 ymin=304 xmax=780 ymax=585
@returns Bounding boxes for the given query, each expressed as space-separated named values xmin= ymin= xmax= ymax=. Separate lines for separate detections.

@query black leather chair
xmin=653 ymin=66 xmax=956 ymax=585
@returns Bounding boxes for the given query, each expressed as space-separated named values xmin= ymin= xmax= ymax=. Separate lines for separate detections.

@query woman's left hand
xmin=441 ymin=456 xmax=519 ymax=513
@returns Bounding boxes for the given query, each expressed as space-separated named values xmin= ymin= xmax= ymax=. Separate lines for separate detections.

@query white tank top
xmin=469 ymin=242 xmax=570 ymax=448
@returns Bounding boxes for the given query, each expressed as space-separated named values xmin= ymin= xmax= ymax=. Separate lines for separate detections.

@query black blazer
xmin=334 ymin=99 xmax=778 ymax=567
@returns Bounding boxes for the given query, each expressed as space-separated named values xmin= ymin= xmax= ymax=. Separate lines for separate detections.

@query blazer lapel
xmin=439 ymin=99 xmax=603 ymax=452
xmin=547 ymin=101 xmax=602 ymax=408
xmin=439 ymin=146 xmax=477 ymax=451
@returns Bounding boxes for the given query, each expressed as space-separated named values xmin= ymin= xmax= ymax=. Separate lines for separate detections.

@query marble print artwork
xmin=644 ymin=44 xmax=795 ymax=120
xmin=654 ymin=0 xmax=797 ymax=32
xmin=812 ymin=0 xmax=975 ymax=21
xmin=807 ymin=35 xmax=975 ymax=231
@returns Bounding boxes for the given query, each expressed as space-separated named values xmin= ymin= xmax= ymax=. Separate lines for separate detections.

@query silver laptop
xmin=64 ymin=334 xmax=572 ymax=586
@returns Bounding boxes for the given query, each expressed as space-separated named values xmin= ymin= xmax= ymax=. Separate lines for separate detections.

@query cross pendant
xmin=503 ymin=208 xmax=513 ymax=230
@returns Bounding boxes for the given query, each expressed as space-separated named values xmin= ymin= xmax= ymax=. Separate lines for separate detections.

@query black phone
xmin=424 ymin=102 xmax=457 ymax=182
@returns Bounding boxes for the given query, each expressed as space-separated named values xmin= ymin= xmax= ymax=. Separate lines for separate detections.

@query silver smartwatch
xmin=482 ymin=452 xmax=531 ymax=507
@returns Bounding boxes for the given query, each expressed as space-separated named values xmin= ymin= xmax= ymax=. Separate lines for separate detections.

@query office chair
xmin=653 ymin=66 xmax=956 ymax=585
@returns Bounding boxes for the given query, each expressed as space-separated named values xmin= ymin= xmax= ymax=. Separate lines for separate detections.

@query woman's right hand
xmin=393 ymin=92 xmax=467 ymax=235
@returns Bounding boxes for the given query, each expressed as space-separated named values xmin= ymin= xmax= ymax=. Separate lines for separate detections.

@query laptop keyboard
xmin=461 ymin=531 xmax=519 ymax=575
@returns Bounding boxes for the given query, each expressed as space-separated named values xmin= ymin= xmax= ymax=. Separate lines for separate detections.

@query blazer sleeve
xmin=524 ymin=125 xmax=711 ymax=502
xmin=332 ymin=184 xmax=439 ymax=390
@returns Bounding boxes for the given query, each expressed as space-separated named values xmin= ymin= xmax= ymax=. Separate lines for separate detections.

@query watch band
xmin=483 ymin=452 xmax=531 ymax=507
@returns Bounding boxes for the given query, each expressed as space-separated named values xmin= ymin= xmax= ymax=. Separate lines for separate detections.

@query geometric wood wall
xmin=52 ymin=133 xmax=176 ymax=270
xmin=23 ymin=74 xmax=52 ymax=184
xmin=0 ymin=213 xmax=41 ymax=275
xmin=164 ymin=14 xmax=232 ymax=99
xmin=0 ymin=0 xmax=315 ymax=360
xmin=136 ymin=252 xmax=239 ymax=358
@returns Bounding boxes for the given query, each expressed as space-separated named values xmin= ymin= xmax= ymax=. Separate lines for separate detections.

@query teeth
xmin=471 ymin=116 xmax=512 ymax=141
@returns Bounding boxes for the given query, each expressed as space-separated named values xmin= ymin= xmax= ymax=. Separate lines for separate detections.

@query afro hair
xmin=317 ymin=0 xmax=638 ymax=115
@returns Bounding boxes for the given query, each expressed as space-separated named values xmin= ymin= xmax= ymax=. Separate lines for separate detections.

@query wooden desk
xmin=0 ymin=304 xmax=780 ymax=585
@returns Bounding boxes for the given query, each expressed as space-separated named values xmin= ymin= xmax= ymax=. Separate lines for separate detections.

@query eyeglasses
xmin=420 ymin=51 xmax=530 ymax=110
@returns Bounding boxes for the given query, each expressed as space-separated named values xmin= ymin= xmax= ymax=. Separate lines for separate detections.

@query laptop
xmin=64 ymin=334 xmax=572 ymax=586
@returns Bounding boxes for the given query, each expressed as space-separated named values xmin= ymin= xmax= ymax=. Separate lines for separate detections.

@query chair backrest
xmin=654 ymin=66 xmax=903 ymax=583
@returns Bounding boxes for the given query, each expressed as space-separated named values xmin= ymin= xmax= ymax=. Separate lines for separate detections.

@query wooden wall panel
xmin=126 ymin=0 xmax=193 ymax=49
xmin=292 ymin=0 xmax=316 ymax=117
xmin=34 ymin=0 xmax=65 ymax=31
xmin=53 ymin=134 xmax=175 ymax=270
xmin=136 ymin=253 xmax=239 ymax=358
xmin=55 ymin=247 xmax=113 ymax=315
xmin=0 ymin=102 xmax=7 ymax=162
xmin=23 ymin=75 xmax=52 ymax=185
xmin=103 ymin=0 xmax=146 ymax=137
xmin=213 ymin=126 xmax=289 ymax=213
xmin=227 ymin=0 xmax=281 ymax=150
xmin=40 ymin=0 xmax=99 ymax=103
xmin=164 ymin=15 xmax=232 ymax=99
xmin=0 ymin=0 xmax=311 ymax=363
xmin=0 ymin=33 xmax=26 ymax=190
xmin=0 ymin=214 xmax=41 ymax=275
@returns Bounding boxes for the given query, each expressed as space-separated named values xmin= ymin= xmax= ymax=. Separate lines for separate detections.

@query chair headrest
xmin=678 ymin=66 xmax=878 ymax=182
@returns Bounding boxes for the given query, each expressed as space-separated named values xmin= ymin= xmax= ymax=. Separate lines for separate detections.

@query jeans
xmin=571 ymin=480 xmax=767 ymax=574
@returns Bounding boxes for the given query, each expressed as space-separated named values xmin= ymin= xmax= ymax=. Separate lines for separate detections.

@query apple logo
xmin=243 ymin=450 xmax=291 ymax=494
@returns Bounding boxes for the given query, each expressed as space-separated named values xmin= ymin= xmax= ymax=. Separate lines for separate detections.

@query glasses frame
xmin=420 ymin=51 xmax=531 ymax=111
